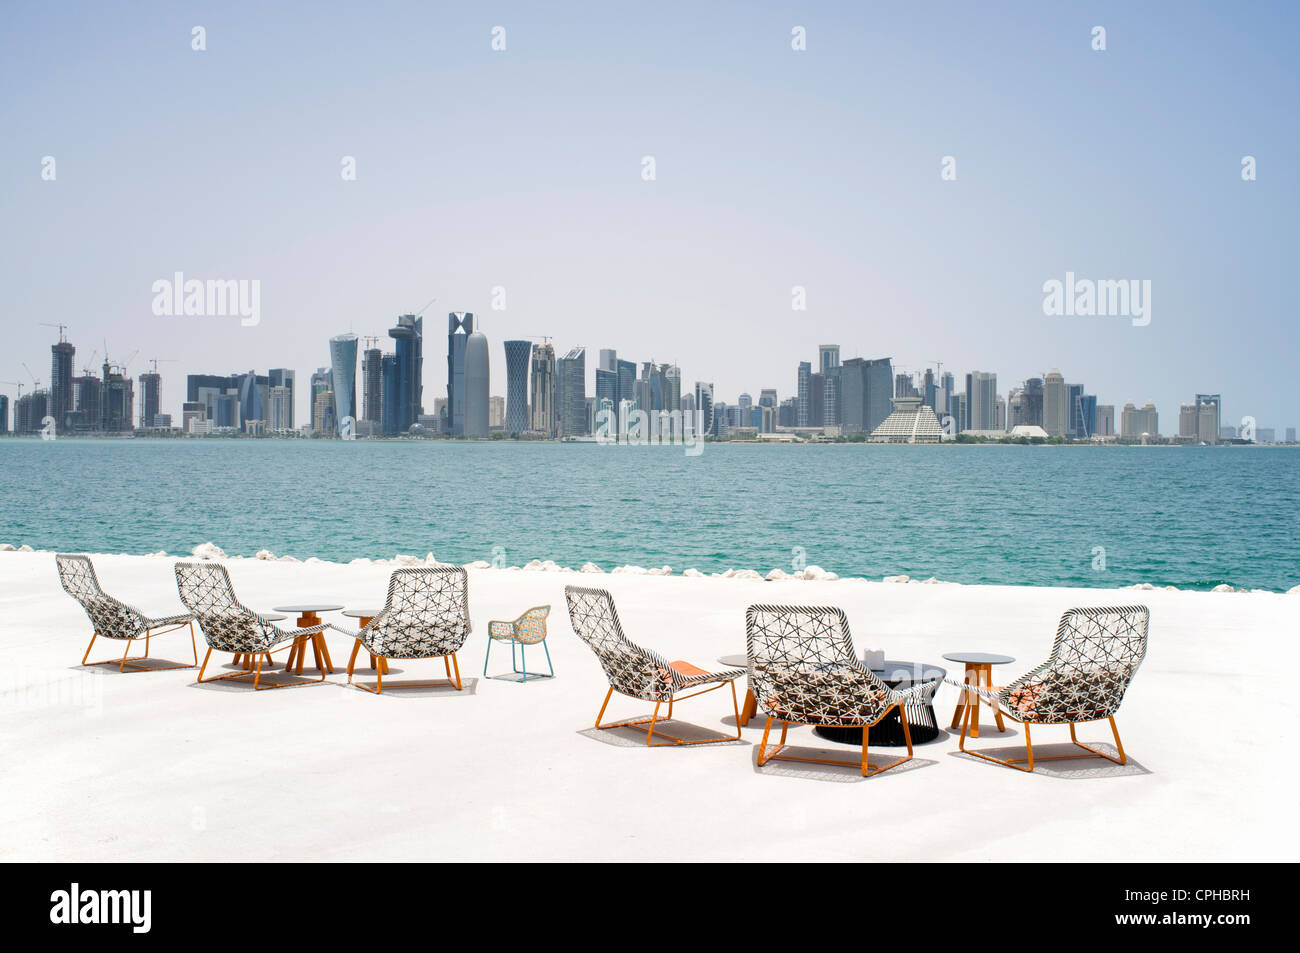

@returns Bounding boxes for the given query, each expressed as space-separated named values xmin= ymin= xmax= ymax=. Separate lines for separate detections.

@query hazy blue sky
xmin=2 ymin=1 xmax=1297 ymax=429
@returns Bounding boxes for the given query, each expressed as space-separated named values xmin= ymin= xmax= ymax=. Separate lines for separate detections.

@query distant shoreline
xmin=0 ymin=434 xmax=1294 ymax=448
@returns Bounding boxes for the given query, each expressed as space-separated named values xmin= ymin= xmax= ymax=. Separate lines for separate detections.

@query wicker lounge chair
xmin=565 ymin=585 xmax=741 ymax=746
xmin=174 ymin=561 xmax=329 ymax=690
xmin=56 ymin=554 xmax=197 ymax=671
xmin=745 ymin=604 xmax=926 ymax=777
xmin=946 ymin=604 xmax=1149 ymax=772
xmin=483 ymin=605 xmax=553 ymax=681
xmin=338 ymin=568 xmax=472 ymax=693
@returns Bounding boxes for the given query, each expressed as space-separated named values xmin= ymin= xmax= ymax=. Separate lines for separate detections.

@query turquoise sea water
xmin=0 ymin=439 xmax=1296 ymax=591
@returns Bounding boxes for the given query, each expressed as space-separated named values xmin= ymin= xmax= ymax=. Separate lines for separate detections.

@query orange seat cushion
xmin=668 ymin=660 xmax=708 ymax=678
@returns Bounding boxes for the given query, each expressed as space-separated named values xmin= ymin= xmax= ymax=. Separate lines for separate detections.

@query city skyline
xmin=2 ymin=3 xmax=1296 ymax=433
xmin=2 ymin=316 xmax=1289 ymax=443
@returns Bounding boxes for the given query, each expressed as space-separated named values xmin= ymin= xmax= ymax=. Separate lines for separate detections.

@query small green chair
xmin=483 ymin=605 xmax=553 ymax=681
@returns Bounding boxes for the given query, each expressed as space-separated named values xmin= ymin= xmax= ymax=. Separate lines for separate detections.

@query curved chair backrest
xmin=1005 ymin=604 xmax=1149 ymax=723
xmin=513 ymin=605 xmax=550 ymax=644
xmin=745 ymin=604 xmax=895 ymax=725
xmin=565 ymin=585 xmax=678 ymax=701
xmin=56 ymin=553 xmax=145 ymax=640
xmin=364 ymin=567 xmax=471 ymax=657
xmin=173 ymin=561 xmax=267 ymax=651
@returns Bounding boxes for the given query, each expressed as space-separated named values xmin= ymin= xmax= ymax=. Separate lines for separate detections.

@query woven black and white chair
xmin=565 ymin=585 xmax=741 ymax=746
xmin=174 ymin=561 xmax=329 ymax=690
xmin=56 ymin=554 xmax=197 ymax=672
xmin=337 ymin=568 xmax=472 ymax=693
xmin=946 ymin=604 xmax=1149 ymax=772
xmin=745 ymin=604 xmax=925 ymax=777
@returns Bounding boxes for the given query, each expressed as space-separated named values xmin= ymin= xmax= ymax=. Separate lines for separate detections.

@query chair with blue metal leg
xmin=483 ymin=605 xmax=553 ymax=681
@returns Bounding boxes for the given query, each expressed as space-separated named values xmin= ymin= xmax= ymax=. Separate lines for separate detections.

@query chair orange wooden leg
xmin=347 ymin=639 xmax=362 ymax=679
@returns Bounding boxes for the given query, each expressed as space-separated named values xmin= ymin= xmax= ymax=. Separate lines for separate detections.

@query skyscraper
xmin=139 ymin=371 xmax=161 ymax=428
xmin=595 ymin=366 xmax=618 ymax=412
xmin=74 ymin=370 xmax=101 ymax=431
xmin=694 ymin=381 xmax=714 ymax=436
xmin=235 ymin=371 xmax=269 ymax=426
xmin=361 ymin=347 xmax=382 ymax=426
xmin=268 ymin=386 xmax=292 ymax=431
xmin=863 ymin=358 xmax=893 ymax=433
xmin=966 ymin=371 xmax=998 ymax=431
xmin=100 ymin=360 xmax=134 ymax=433
xmin=504 ymin=340 xmax=532 ymax=434
xmin=380 ymin=354 xmax=400 ymax=435
xmin=558 ymin=347 xmax=587 ymax=437
xmin=1077 ymin=394 xmax=1097 ymax=438
xmin=616 ymin=359 xmax=636 ymax=409
xmin=445 ymin=312 xmax=473 ymax=436
xmin=530 ymin=342 xmax=556 ymax=435
xmin=839 ymin=359 xmax=869 ymax=432
xmin=823 ymin=366 xmax=841 ymax=428
xmin=268 ymin=368 xmax=295 ymax=429
xmin=1022 ymin=377 xmax=1044 ymax=428
xmin=388 ymin=313 xmax=423 ymax=434
xmin=796 ymin=361 xmax=811 ymax=427
xmin=663 ymin=364 xmax=682 ymax=412
xmin=1195 ymin=394 xmax=1221 ymax=444
xmin=464 ymin=320 xmax=490 ymax=437
xmin=1120 ymin=402 xmax=1159 ymax=438
xmin=819 ymin=345 xmax=840 ymax=374
xmin=329 ymin=333 xmax=358 ymax=434
xmin=1065 ymin=383 xmax=1084 ymax=437
xmin=1043 ymin=371 xmax=1068 ymax=437
xmin=50 ymin=336 xmax=75 ymax=434
xmin=1096 ymin=404 xmax=1115 ymax=436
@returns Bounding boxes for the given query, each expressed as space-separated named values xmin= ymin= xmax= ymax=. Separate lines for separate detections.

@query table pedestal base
xmin=814 ymin=701 xmax=940 ymax=747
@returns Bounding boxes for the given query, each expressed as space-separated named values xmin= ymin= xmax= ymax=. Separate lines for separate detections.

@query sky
xmin=2 ymin=1 xmax=1297 ymax=431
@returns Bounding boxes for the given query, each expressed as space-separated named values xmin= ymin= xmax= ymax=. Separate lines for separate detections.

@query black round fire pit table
xmin=813 ymin=660 xmax=947 ymax=747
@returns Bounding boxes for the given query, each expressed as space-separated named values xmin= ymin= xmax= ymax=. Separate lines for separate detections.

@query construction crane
xmin=80 ymin=349 xmax=99 ymax=376
xmin=144 ymin=358 xmax=175 ymax=374
xmin=40 ymin=322 xmax=70 ymax=343
xmin=21 ymin=362 xmax=40 ymax=390
xmin=412 ymin=295 xmax=438 ymax=318
xmin=0 ymin=380 xmax=22 ymax=400
xmin=119 ymin=349 xmax=140 ymax=373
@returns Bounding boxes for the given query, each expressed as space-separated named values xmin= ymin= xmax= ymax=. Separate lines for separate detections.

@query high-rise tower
xmin=445 ymin=312 xmax=473 ymax=436
xmin=504 ymin=340 xmax=532 ymax=434
xmin=329 ymin=333 xmax=358 ymax=434
xmin=50 ymin=336 xmax=75 ymax=433
xmin=464 ymin=321 xmax=490 ymax=437
xmin=388 ymin=314 xmax=423 ymax=434
xmin=530 ymin=342 xmax=556 ymax=435
xmin=139 ymin=371 xmax=161 ymax=428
